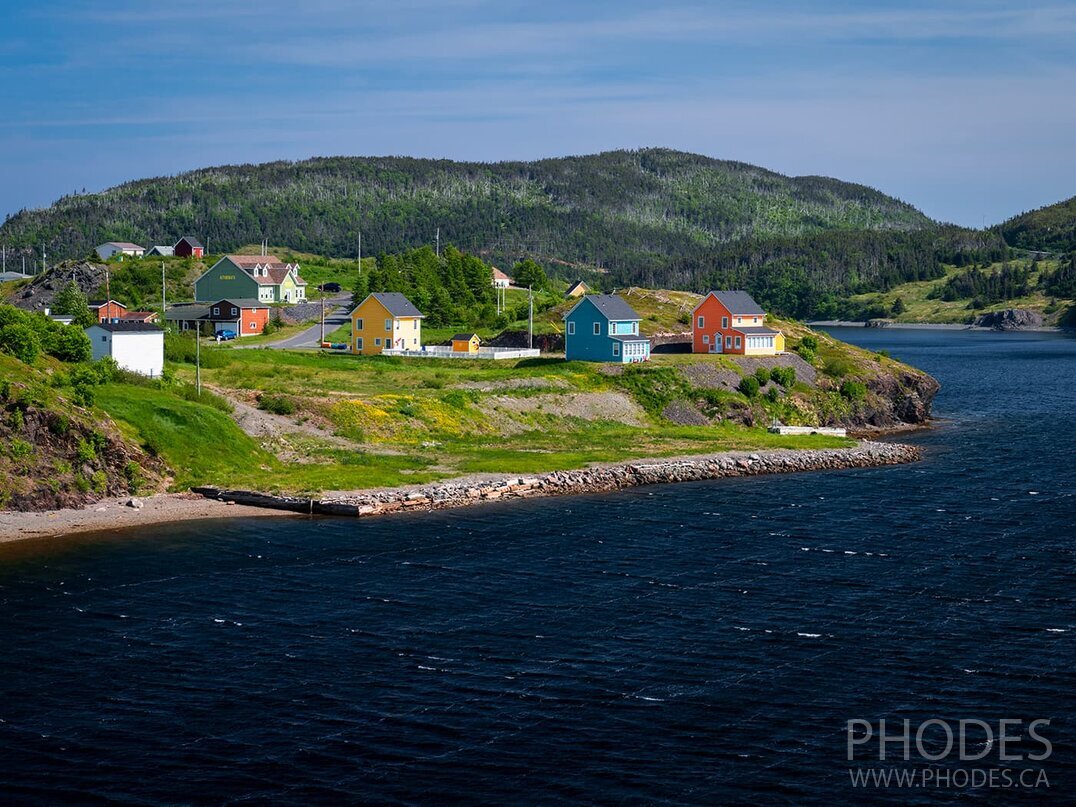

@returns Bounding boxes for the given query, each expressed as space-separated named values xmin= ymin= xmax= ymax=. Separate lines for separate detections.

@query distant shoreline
xmin=0 ymin=442 xmax=920 ymax=545
xmin=810 ymin=320 xmax=1062 ymax=332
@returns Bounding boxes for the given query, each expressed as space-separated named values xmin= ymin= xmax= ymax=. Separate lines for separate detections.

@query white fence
xmin=382 ymin=346 xmax=541 ymax=360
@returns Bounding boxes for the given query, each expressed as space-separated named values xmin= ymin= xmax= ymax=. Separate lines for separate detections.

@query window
xmin=375 ymin=338 xmax=382 ymax=346
xmin=249 ymin=322 xmax=256 ymax=330
xmin=722 ymin=316 xmax=728 ymax=329
xmin=753 ymin=316 xmax=759 ymax=324
xmin=355 ymin=318 xmax=363 ymax=331
xmin=101 ymin=335 xmax=107 ymax=343
xmin=412 ymin=338 xmax=418 ymax=345
xmin=735 ymin=336 xmax=741 ymax=348
xmin=726 ymin=336 xmax=732 ymax=348
xmin=356 ymin=337 xmax=364 ymax=350
xmin=697 ymin=315 xmax=704 ymax=329
xmin=593 ymin=322 xmax=601 ymax=335
xmin=567 ymin=321 xmax=575 ymax=335
xmin=702 ymin=334 xmax=709 ymax=344
xmin=612 ymin=342 xmax=620 ymax=356
xmin=413 ymin=320 xmax=418 ymax=329
xmin=212 ymin=307 xmax=220 ymax=315
xmin=385 ymin=319 xmax=392 ymax=331
xmin=231 ymin=308 xmax=237 ymax=316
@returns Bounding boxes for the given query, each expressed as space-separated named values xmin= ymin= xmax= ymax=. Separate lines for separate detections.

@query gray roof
xmin=176 ymin=236 xmax=204 ymax=248
xmin=368 ymin=292 xmax=424 ymax=318
xmin=87 ymin=321 xmax=163 ymax=334
xmin=0 ymin=271 xmax=32 ymax=281
xmin=608 ymin=334 xmax=651 ymax=343
xmin=164 ymin=304 xmax=210 ymax=320
xmin=565 ymin=293 xmax=641 ymax=322
xmin=707 ymin=290 xmax=766 ymax=316
xmin=451 ymin=332 xmax=480 ymax=342
xmin=209 ymin=298 xmax=265 ymax=309
xmin=737 ymin=326 xmax=780 ymax=335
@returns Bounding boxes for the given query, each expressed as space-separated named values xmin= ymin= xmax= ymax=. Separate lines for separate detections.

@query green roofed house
xmin=194 ymin=255 xmax=307 ymax=304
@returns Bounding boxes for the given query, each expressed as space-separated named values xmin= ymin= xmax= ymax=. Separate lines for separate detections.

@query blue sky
xmin=1 ymin=0 xmax=1074 ymax=227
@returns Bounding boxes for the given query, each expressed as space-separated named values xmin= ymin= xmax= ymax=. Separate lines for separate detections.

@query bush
xmin=797 ymin=347 xmax=816 ymax=364
xmin=0 ymin=323 xmax=41 ymax=364
xmin=76 ymin=438 xmax=97 ymax=464
xmin=738 ymin=375 xmax=760 ymax=397
xmin=9 ymin=438 xmax=33 ymax=460
xmin=823 ymin=356 xmax=855 ymax=378
xmin=754 ymin=367 xmax=771 ymax=385
xmin=840 ymin=380 xmax=867 ymax=400
xmin=765 ymin=386 xmax=781 ymax=403
xmin=771 ymin=366 xmax=796 ymax=387
xmin=50 ymin=327 xmax=92 ymax=362
xmin=799 ymin=334 xmax=819 ymax=352
xmin=257 ymin=394 xmax=296 ymax=415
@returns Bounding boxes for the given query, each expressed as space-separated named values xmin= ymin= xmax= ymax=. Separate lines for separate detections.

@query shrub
xmin=823 ymin=356 xmax=854 ymax=378
xmin=840 ymin=380 xmax=868 ymax=400
xmin=797 ymin=347 xmax=816 ymax=364
xmin=9 ymin=408 xmax=24 ymax=430
xmin=124 ymin=461 xmax=143 ymax=493
xmin=771 ymin=366 xmax=796 ymax=387
xmin=754 ymin=367 xmax=771 ymax=385
xmin=71 ymin=382 xmax=96 ymax=407
xmin=9 ymin=438 xmax=33 ymax=460
xmin=765 ymin=386 xmax=781 ymax=403
xmin=258 ymin=394 xmax=296 ymax=416
xmin=50 ymin=327 xmax=92 ymax=362
xmin=76 ymin=438 xmax=97 ymax=464
xmin=73 ymin=473 xmax=91 ymax=493
xmin=799 ymin=334 xmax=819 ymax=352
xmin=0 ymin=323 xmax=41 ymax=364
xmin=738 ymin=376 xmax=760 ymax=397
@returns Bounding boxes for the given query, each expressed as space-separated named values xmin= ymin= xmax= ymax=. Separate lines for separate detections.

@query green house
xmin=194 ymin=255 xmax=308 ymax=303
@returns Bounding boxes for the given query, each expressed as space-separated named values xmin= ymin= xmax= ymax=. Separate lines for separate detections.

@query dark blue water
xmin=1 ymin=329 xmax=1074 ymax=804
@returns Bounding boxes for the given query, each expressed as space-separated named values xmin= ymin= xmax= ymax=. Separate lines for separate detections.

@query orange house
xmin=692 ymin=290 xmax=784 ymax=356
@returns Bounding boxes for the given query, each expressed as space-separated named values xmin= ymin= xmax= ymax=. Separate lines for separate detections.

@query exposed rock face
xmin=195 ymin=442 xmax=921 ymax=518
xmin=12 ymin=261 xmax=107 ymax=312
xmin=974 ymin=309 xmax=1044 ymax=331
xmin=863 ymin=370 xmax=940 ymax=429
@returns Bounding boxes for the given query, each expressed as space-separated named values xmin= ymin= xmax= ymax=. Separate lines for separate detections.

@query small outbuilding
xmin=85 ymin=321 xmax=164 ymax=377
xmin=491 ymin=268 xmax=511 ymax=288
xmin=145 ymin=245 xmax=175 ymax=257
xmin=174 ymin=236 xmax=205 ymax=258
xmin=88 ymin=299 xmax=129 ymax=322
xmin=95 ymin=242 xmax=145 ymax=260
xmin=451 ymin=333 xmax=481 ymax=353
xmin=565 ymin=280 xmax=591 ymax=298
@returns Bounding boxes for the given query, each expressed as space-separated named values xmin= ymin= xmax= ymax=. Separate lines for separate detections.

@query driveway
xmin=265 ymin=293 xmax=352 ymax=349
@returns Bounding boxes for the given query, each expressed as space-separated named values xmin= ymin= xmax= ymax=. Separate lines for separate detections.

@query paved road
xmin=265 ymin=293 xmax=352 ymax=349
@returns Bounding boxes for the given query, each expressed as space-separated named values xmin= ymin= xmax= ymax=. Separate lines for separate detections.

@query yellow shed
xmin=451 ymin=333 xmax=481 ymax=353
xmin=349 ymin=292 xmax=424 ymax=355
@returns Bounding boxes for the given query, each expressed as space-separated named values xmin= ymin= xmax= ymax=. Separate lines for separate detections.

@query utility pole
xmin=161 ymin=262 xmax=166 ymax=316
xmin=105 ymin=267 xmax=111 ymax=302
xmin=41 ymin=245 xmax=46 ymax=274
xmin=320 ymin=293 xmax=326 ymax=346
xmin=196 ymin=331 xmax=201 ymax=395
xmin=435 ymin=227 xmax=440 ymax=257
xmin=2 ymin=245 xmax=5 ymax=273
xmin=528 ymin=285 xmax=533 ymax=350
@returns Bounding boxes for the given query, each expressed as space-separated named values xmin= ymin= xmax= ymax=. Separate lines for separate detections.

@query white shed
xmin=95 ymin=242 xmax=146 ymax=260
xmin=85 ymin=321 xmax=164 ymax=376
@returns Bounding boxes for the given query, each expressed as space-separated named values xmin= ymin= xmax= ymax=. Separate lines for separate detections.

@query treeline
xmin=0 ymin=149 xmax=931 ymax=274
xmin=355 ymin=246 xmax=557 ymax=329
xmin=1040 ymin=255 xmax=1076 ymax=298
xmin=615 ymin=226 xmax=1007 ymax=319
xmin=996 ymin=195 xmax=1076 ymax=253
xmin=932 ymin=263 xmax=1032 ymax=305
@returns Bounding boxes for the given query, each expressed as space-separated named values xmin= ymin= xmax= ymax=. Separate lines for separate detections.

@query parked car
xmin=215 ymin=329 xmax=237 ymax=341
xmin=319 ymin=282 xmax=342 ymax=293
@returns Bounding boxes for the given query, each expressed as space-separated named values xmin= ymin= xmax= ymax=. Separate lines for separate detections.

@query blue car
xmin=214 ymin=329 xmax=237 ymax=341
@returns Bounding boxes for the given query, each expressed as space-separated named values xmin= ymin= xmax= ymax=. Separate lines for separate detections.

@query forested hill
xmin=996 ymin=195 xmax=1076 ymax=253
xmin=1 ymin=148 xmax=932 ymax=269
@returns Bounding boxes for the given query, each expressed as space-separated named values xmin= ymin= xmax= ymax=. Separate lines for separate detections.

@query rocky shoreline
xmin=193 ymin=441 xmax=921 ymax=519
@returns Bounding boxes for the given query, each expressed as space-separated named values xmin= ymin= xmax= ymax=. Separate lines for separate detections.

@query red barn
xmin=174 ymin=236 xmax=205 ymax=258
xmin=88 ymin=299 xmax=129 ymax=323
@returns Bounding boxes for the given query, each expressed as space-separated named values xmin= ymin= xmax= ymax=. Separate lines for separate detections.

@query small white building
xmin=85 ymin=321 xmax=164 ymax=376
xmin=95 ymin=242 xmax=146 ymax=260
xmin=492 ymin=267 xmax=512 ymax=288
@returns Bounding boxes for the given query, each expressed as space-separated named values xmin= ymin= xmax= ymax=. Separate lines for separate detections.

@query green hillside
xmin=1 ymin=149 xmax=931 ymax=271
xmin=996 ymin=195 xmax=1076 ymax=253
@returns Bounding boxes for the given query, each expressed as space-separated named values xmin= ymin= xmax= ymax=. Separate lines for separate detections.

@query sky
xmin=1 ymin=0 xmax=1074 ymax=228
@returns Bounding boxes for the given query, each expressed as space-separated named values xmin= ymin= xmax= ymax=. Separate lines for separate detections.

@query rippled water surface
xmin=1 ymin=328 xmax=1074 ymax=804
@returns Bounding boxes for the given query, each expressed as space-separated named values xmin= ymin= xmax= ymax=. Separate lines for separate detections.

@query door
xmin=710 ymin=335 xmax=721 ymax=353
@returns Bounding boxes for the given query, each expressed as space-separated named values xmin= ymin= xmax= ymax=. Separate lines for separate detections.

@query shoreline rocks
xmin=193 ymin=441 xmax=921 ymax=519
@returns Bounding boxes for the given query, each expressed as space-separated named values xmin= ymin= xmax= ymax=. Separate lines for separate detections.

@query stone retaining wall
xmin=193 ymin=441 xmax=920 ymax=519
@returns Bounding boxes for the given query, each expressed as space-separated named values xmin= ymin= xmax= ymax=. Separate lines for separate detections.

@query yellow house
xmin=565 ymin=280 xmax=591 ymax=298
xmin=349 ymin=292 xmax=424 ymax=355
xmin=451 ymin=333 xmax=481 ymax=353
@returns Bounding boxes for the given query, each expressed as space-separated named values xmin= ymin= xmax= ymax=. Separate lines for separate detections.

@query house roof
xmin=365 ymin=292 xmax=424 ymax=318
xmin=451 ymin=332 xmax=480 ymax=342
xmin=215 ymin=255 xmax=305 ymax=286
xmin=566 ymin=280 xmax=590 ymax=292
xmin=176 ymin=236 xmax=204 ymax=248
xmin=88 ymin=299 xmax=127 ymax=309
xmin=608 ymin=334 xmax=651 ymax=342
xmin=702 ymin=290 xmax=766 ymax=316
xmin=100 ymin=242 xmax=144 ymax=250
xmin=208 ymin=298 xmax=265 ymax=310
xmin=164 ymin=304 xmax=210 ymax=321
xmin=0 ymin=271 xmax=32 ymax=281
xmin=121 ymin=311 xmax=157 ymax=320
xmin=87 ymin=321 xmax=163 ymax=334
xmin=564 ymin=293 xmax=641 ymax=322
xmin=736 ymin=326 xmax=780 ymax=335
xmin=146 ymin=245 xmax=174 ymax=255
xmin=492 ymin=268 xmax=511 ymax=281
xmin=228 ymin=254 xmax=282 ymax=265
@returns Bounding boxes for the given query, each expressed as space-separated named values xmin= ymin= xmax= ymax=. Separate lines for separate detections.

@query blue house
xmin=563 ymin=294 xmax=651 ymax=363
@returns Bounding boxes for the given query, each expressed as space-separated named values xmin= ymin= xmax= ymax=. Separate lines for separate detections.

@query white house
xmin=492 ymin=267 xmax=512 ymax=288
xmin=95 ymin=242 xmax=145 ymax=260
xmin=85 ymin=321 xmax=164 ymax=376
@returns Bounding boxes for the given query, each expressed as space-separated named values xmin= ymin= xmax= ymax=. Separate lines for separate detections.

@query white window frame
xmin=593 ymin=322 xmax=601 ymax=335
xmin=726 ymin=336 xmax=733 ymax=348
xmin=374 ymin=337 xmax=382 ymax=346
xmin=355 ymin=318 xmax=363 ymax=331
xmin=612 ymin=342 xmax=620 ymax=356
xmin=735 ymin=336 xmax=742 ymax=348
xmin=567 ymin=321 xmax=575 ymax=335
xmin=385 ymin=319 xmax=392 ymax=331
xmin=702 ymin=334 xmax=709 ymax=344
xmin=697 ymin=315 xmax=704 ymax=329
xmin=249 ymin=321 xmax=256 ymax=330
xmin=356 ymin=337 xmax=364 ymax=350
xmin=722 ymin=316 xmax=729 ymax=329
